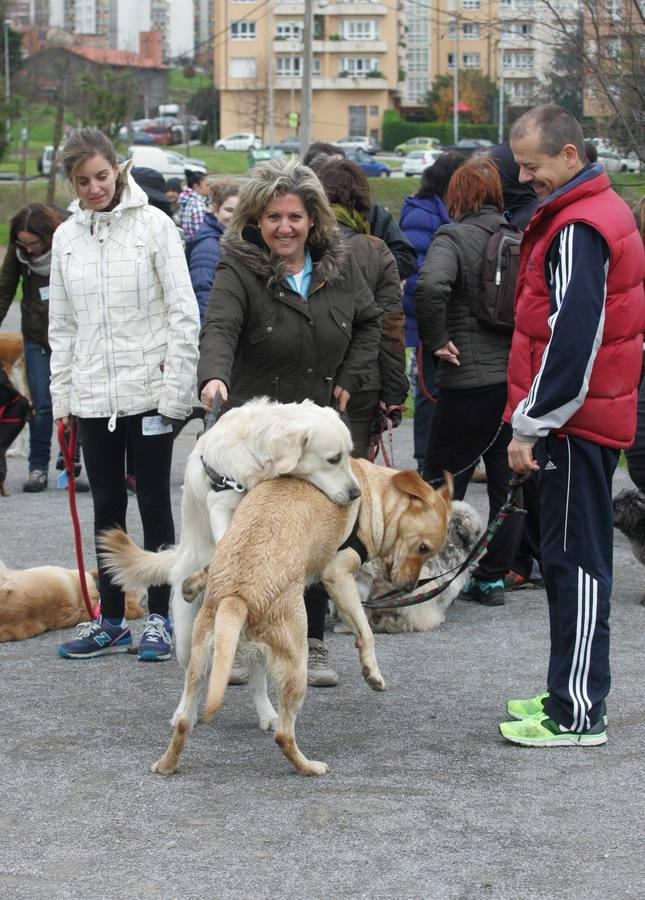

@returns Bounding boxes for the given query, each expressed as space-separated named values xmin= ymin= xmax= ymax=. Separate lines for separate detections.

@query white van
xmin=127 ymin=146 xmax=207 ymax=179
xmin=38 ymin=145 xmax=55 ymax=176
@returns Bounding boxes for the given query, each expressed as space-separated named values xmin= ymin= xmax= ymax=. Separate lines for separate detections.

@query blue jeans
xmin=23 ymin=338 xmax=53 ymax=471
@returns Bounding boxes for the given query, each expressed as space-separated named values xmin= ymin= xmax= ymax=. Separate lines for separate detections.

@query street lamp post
xmin=3 ymin=20 xmax=11 ymax=145
xmin=498 ymin=41 xmax=505 ymax=143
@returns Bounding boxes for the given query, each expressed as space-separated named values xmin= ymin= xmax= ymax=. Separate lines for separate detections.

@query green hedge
xmin=382 ymin=112 xmax=499 ymax=151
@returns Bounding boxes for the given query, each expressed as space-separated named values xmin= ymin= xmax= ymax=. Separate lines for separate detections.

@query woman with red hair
xmin=416 ymin=156 xmax=523 ymax=607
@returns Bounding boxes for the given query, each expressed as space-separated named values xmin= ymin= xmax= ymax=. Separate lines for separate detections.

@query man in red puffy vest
xmin=500 ymin=104 xmax=645 ymax=747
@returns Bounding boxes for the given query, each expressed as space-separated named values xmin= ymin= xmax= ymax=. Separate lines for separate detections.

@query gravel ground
xmin=1 ymin=306 xmax=644 ymax=899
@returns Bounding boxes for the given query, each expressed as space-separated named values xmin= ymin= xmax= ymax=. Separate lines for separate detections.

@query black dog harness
xmin=337 ymin=514 xmax=368 ymax=564
xmin=201 ymin=457 xmax=246 ymax=494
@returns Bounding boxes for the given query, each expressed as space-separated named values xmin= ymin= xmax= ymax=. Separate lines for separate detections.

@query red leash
xmin=416 ymin=345 xmax=438 ymax=404
xmin=57 ymin=419 xmax=99 ymax=620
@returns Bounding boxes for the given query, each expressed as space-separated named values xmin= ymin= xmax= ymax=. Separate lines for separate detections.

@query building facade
xmin=214 ymin=0 xmax=399 ymax=143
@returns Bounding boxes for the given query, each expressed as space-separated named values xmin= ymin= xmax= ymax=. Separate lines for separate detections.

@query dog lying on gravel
xmin=0 ymin=561 xmax=145 ymax=642
xmin=613 ymin=488 xmax=645 ymax=604
xmin=355 ymin=500 xmax=482 ymax=634
xmin=100 ymin=458 xmax=452 ymax=776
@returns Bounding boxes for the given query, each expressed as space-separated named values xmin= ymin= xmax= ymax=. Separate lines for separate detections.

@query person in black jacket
xmin=0 ymin=203 xmax=87 ymax=493
xmin=416 ymin=156 xmax=523 ymax=607
xmin=303 ymin=142 xmax=417 ymax=279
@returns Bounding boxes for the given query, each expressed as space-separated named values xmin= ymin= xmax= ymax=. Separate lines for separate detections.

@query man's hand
xmin=433 ymin=340 xmax=460 ymax=366
xmin=200 ymin=379 xmax=228 ymax=409
xmin=333 ymin=385 xmax=350 ymax=412
xmin=507 ymin=437 xmax=539 ymax=474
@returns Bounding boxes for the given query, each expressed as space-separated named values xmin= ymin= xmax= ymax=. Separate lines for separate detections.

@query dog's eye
xmin=419 ymin=542 xmax=429 ymax=554
xmin=328 ymin=454 xmax=342 ymax=466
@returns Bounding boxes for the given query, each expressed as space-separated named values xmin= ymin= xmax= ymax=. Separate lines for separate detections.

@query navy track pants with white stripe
xmin=534 ymin=433 xmax=618 ymax=732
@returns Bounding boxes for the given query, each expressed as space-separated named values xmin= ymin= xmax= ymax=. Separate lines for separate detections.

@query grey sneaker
xmin=23 ymin=469 xmax=48 ymax=493
xmin=229 ymin=647 xmax=249 ymax=685
xmin=307 ymin=638 xmax=339 ymax=687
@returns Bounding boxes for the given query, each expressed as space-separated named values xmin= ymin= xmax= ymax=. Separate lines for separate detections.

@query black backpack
xmin=438 ymin=220 xmax=522 ymax=334
xmin=475 ymin=222 xmax=522 ymax=333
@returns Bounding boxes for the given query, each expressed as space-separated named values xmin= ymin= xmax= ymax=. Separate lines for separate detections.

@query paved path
xmin=1 ymin=307 xmax=644 ymax=899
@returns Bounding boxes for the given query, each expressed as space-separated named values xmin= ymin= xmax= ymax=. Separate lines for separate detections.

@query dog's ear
xmin=264 ymin=428 xmax=308 ymax=476
xmin=392 ymin=470 xmax=452 ymax=508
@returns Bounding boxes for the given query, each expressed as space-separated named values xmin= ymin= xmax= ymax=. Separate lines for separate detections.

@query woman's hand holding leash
xmin=201 ymin=379 xmax=228 ymax=409
xmin=56 ymin=415 xmax=76 ymax=433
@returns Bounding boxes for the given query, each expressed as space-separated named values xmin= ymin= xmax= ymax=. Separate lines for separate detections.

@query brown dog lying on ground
xmin=0 ymin=561 xmax=145 ymax=642
xmin=100 ymin=457 xmax=452 ymax=776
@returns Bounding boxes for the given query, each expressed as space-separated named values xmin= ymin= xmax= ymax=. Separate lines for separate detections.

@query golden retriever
xmin=100 ymin=458 xmax=452 ymax=776
xmin=0 ymin=561 xmax=145 ymax=642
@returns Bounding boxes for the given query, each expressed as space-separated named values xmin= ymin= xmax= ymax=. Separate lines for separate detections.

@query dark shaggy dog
xmin=613 ymin=488 xmax=645 ymax=604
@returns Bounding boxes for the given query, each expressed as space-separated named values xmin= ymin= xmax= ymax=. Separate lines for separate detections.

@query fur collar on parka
xmin=219 ymin=223 xmax=348 ymax=288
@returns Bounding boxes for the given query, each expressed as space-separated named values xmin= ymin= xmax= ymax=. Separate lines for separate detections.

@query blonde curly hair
xmin=229 ymin=157 xmax=338 ymax=252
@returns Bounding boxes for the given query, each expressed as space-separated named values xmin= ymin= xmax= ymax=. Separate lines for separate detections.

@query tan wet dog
xmin=0 ymin=561 xmax=145 ymax=642
xmin=101 ymin=458 xmax=452 ymax=776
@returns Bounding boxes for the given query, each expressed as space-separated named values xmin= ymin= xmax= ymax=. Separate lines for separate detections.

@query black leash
xmin=362 ymin=473 xmax=529 ymax=611
xmin=203 ymin=389 xmax=222 ymax=433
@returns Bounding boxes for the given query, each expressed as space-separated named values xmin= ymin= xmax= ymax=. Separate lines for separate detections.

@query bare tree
xmin=536 ymin=0 xmax=645 ymax=155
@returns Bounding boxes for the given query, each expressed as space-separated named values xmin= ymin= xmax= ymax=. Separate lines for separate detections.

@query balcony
xmin=273 ymin=75 xmax=391 ymax=90
xmin=273 ymin=37 xmax=387 ymax=52
xmin=274 ymin=0 xmax=388 ymax=13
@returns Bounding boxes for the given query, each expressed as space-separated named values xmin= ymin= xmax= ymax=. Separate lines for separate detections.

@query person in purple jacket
xmin=399 ymin=151 xmax=466 ymax=471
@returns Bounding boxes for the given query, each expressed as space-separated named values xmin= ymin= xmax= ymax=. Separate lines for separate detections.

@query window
xmin=229 ymin=57 xmax=257 ymax=78
xmin=407 ymin=20 xmax=428 ymax=40
xmin=605 ymin=0 xmax=621 ymax=18
xmin=463 ymin=22 xmax=480 ymax=38
xmin=408 ymin=48 xmax=428 ymax=71
xmin=340 ymin=57 xmax=380 ymax=75
xmin=369 ymin=105 xmax=379 ymax=115
xmin=230 ymin=21 xmax=256 ymax=39
xmin=406 ymin=77 xmax=429 ymax=101
xmin=448 ymin=52 xmax=455 ymax=68
xmin=462 ymin=0 xmax=480 ymax=7
xmin=507 ymin=80 xmax=533 ymax=100
xmin=504 ymin=51 xmax=534 ymax=68
xmin=502 ymin=21 xmax=533 ymax=37
xmin=276 ymin=56 xmax=320 ymax=76
xmin=341 ymin=19 xmax=378 ymax=40
xmin=276 ymin=21 xmax=303 ymax=40
xmin=463 ymin=52 xmax=480 ymax=67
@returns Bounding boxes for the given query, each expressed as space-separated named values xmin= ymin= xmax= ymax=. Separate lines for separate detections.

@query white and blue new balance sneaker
xmin=58 ymin=616 xmax=132 ymax=659
xmin=137 ymin=614 xmax=173 ymax=662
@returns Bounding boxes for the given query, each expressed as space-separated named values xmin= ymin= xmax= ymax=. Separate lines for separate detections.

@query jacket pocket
xmin=135 ymin=243 xmax=152 ymax=308
xmin=329 ymin=305 xmax=353 ymax=342
xmin=247 ymin=318 xmax=278 ymax=345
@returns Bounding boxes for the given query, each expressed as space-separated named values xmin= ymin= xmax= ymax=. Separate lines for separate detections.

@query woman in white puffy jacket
xmin=49 ymin=128 xmax=200 ymax=663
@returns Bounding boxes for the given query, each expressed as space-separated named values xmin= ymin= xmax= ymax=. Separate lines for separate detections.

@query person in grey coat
xmin=416 ymin=156 xmax=522 ymax=607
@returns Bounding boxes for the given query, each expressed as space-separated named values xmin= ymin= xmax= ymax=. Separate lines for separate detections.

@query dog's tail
xmin=202 ymin=595 xmax=248 ymax=721
xmin=97 ymin=529 xmax=176 ymax=590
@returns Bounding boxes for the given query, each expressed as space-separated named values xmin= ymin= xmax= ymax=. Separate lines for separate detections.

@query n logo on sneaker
xmin=544 ymin=460 xmax=557 ymax=471
xmin=94 ymin=631 xmax=112 ymax=647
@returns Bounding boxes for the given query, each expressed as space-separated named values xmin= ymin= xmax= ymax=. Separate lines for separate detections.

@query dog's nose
xmin=348 ymin=485 xmax=361 ymax=501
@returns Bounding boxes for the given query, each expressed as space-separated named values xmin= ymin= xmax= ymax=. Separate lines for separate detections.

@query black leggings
xmin=79 ymin=411 xmax=175 ymax=620
xmin=422 ymin=383 xmax=522 ymax=582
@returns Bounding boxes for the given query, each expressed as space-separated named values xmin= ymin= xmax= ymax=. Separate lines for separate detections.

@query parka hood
xmin=72 ymin=159 xmax=148 ymax=226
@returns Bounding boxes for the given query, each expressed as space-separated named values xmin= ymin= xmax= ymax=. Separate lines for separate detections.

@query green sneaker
xmin=506 ymin=692 xmax=608 ymax=726
xmin=499 ymin=712 xmax=607 ymax=747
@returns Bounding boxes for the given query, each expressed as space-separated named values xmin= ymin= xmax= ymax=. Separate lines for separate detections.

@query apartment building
xmin=403 ymin=0 xmax=580 ymax=113
xmin=214 ymin=0 xmax=399 ymax=143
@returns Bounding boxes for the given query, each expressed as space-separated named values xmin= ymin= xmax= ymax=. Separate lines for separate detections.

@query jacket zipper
xmin=94 ymin=218 xmax=118 ymax=431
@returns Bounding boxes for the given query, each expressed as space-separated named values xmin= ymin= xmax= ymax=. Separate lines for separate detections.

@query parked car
xmin=345 ymin=148 xmax=390 ymax=177
xmin=394 ymin=136 xmax=442 ymax=156
xmin=336 ymin=135 xmax=380 ymax=154
xmin=37 ymin=145 xmax=55 ymax=176
xmin=166 ymin=150 xmax=207 ymax=171
xmin=249 ymin=147 xmax=286 ymax=168
xmin=444 ymin=138 xmax=494 ymax=156
xmin=131 ymin=129 xmax=157 ymax=145
xmin=215 ymin=133 xmax=261 ymax=151
xmin=127 ymin=146 xmax=207 ymax=179
xmin=401 ymin=149 xmax=444 ymax=176
xmin=261 ymin=139 xmax=301 ymax=155
xmin=145 ymin=123 xmax=183 ymax=146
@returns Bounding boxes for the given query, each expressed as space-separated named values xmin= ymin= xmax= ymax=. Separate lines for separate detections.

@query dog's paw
xmin=363 ymin=666 xmax=386 ymax=692
xmin=259 ymin=714 xmax=279 ymax=732
xmin=151 ymin=757 xmax=178 ymax=776
xmin=302 ymin=760 xmax=329 ymax=776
